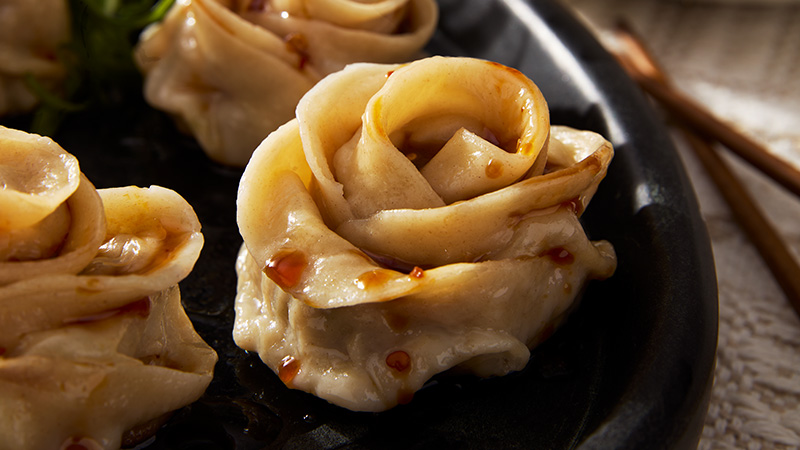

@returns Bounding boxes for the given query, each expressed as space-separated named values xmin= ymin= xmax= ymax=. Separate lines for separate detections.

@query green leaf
xmin=26 ymin=0 xmax=175 ymax=133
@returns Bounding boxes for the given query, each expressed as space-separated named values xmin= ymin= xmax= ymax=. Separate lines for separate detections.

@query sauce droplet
xmin=517 ymin=140 xmax=535 ymax=157
xmin=485 ymin=159 xmax=504 ymax=179
xmin=409 ymin=266 xmax=424 ymax=279
xmin=386 ymin=70 xmax=395 ymax=77
xmin=356 ymin=269 xmax=394 ymax=290
xmin=386 ymin=350 xmax=411 ymax=373
xmin=264 ymin=249 xmax=307 ymax=289
xmin=541 ymin=247 xmax=574 ymax=266
xmin=278 ymin=356 xmax=300 ymax=386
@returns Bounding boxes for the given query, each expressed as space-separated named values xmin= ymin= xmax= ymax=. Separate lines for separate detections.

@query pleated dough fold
xmin=234 ymin=57 xmax=617 ymax=412
xmin=0 ymin=126 xmax=216 ymax=450
xmin=135 ymin=0 xmax=438 ymax=166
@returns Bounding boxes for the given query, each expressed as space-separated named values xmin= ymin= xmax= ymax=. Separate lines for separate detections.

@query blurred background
xmin=562 ymin=0 xmax=800 ymax=448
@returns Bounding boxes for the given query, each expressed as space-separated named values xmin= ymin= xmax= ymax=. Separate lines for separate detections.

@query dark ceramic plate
xmin=5 ymin=0 xmax=718 ymax=448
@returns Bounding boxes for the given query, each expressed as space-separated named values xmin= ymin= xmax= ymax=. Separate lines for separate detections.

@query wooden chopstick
xmin=613 ymin=21 xmax=800 ymax=200
xmin=611 ymin=20 xmax=800 ymax=319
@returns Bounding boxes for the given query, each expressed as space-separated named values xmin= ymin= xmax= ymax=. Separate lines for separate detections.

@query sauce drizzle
xmin=485 ymin=159 xmax=504 ymax=179
xmin=264 ymin=249 xmax=307 ymax=289
xmin=356 ymin=269 xmax=394 ymax=289
xmin=541 ymin=247 xmax=574 ymax=266
xmin=386 ymin=350 xmax=411 ymax=373
xmin=279 ymin=356 xmax=300 ymax=385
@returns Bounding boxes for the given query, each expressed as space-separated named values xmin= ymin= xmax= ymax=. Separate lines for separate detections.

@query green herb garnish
xmin=28 ymin=0 xmax=174 ymax=135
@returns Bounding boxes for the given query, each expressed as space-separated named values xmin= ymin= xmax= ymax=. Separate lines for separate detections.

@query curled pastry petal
xmin=0 ymin=127 xmax=81 ymax=229
xmin=235 ymin=56 xmax=617 ymax=411
xmin=0 ymin=128 xmax=215 ymax=449
xmin=1 ymin=185 xmax=204 ymax=351
xmin=1 ymin=127 xmax=106 ymax=285
xmin=135 ymin=0 xmax=438 ymax=166
xmin=0 ymin=286 xmax=217 ymax=450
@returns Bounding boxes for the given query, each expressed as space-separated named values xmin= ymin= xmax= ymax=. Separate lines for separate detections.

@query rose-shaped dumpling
xmin=0 ymin=126 xmax=106 ymax=285
xmin=134 ymin=0 xmax=438 ymax=166
xmin=0 ymin=0 xmax=69 ymax=115
xmin=0 ymin=128 xmax=217 ymax=450
xmin=234 ymin=56 xmax=617 ymax=412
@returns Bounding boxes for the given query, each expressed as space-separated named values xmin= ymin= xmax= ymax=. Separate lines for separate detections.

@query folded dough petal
xmin=1 ymin=127 xmax=106 ymax=285
xmin=0 ymin=128 xmax=216 ymax=449
xmin=0 ymin=126 xmax=81 ymax=229
xmin=1 ymin=185 xmax=205 ymax=354
xmin=135 ymin=0 xmax=438 ymax=166
xmin=235 ymin=56 xmax=617 ymax=411
xmin=0 ymin=286 xmax=217 ymax=450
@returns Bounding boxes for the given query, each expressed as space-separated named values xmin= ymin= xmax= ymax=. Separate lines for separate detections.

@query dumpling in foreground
xmin=135 ymin=0 xmax=438 ymax=166
xmin=234 ymin=56 xmax=617 ymax=412
xmin=0 ymin=126 xmax=217 ymax=450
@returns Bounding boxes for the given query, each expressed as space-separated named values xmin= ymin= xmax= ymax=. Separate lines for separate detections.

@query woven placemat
xmin=563 ymin=0 xmax=800 ymax=448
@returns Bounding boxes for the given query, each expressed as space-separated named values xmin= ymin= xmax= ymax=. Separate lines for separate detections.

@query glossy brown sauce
xmin=386 ymin=350 xmax=411 ymax=373
xmin=485 ymin=159 xmax=504 ymax=179
xmin=541 ymin=247 xmax=574 ymax=266
xmin=264 ymin=249 xmax=307 ymax=289
xmin=278 ymin=356 xmax=300 ymax=386
xmin=356 ymin=269 xmax=395 ymax=290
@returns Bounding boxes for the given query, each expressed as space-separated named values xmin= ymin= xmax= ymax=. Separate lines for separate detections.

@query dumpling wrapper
xmin=134 ymin=0 xmax=438 ymax=166
xmin=1 ymin=185 xmax=206 ymax=351
xmin=1 ymin=126 xmax=106 ymax=286
xmin=0 ymin=129 xmax=216 ymax=449
xmin=0 ymin=286 xmax=217 ymax=450
xmin=234 ymin=57 xmax=617 ymax=412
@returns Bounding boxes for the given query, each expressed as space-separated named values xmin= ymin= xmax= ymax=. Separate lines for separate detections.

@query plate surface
xmin=4 ymin=0 xmax=718 ymax=448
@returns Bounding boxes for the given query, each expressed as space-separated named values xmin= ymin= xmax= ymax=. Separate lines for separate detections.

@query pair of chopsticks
xmin=608 ymin=20 xmax=800 ymax=319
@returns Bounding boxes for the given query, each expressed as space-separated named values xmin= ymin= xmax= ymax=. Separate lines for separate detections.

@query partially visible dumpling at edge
xmin=0 ymin=126 xmax=217 ymax=450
